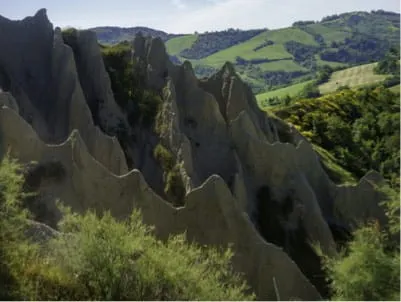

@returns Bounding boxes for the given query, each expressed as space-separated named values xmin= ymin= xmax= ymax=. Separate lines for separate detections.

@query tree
xmin=298 ymin=82 xmax=321 ymax=98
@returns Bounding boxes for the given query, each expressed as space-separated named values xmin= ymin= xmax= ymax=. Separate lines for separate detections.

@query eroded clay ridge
xmin=0 ymin=105 xmax=320 ymax=300
xmin=0 ymin=9 xmax=127 ymax=175
xmin=0 ymin=9 xmax=388 ymax=300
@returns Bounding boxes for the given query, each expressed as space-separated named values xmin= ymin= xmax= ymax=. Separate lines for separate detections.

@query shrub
xmin=139 ymin=90 xmax=162 ymax=127
xmin=374 ymin=48 xmax=400 ymax=75
xmin=153 ymin=143 xmax=174 ymax=172
xmin=48 ymin=207 xmax=255 ymax=300
xmin=314 ymin=187 xmax=400 ymax=301
xmin=0 ymin=155 xmax=30 ymax=300
xmin=61 ymin=28 xmax=78 ymax=46
xmin=273 ymin=86 xmax=400 ymax=187
xmin=101 ymin=42 xmax=162 ymax=128
xmin=165 ymin=164 xmax=186 ymax=207
xmin=0 ymin=155 xmax=255 ymax=300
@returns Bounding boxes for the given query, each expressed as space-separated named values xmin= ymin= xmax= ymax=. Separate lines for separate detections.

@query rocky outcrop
xmin=63 ymin=29 xmax=127 ymax=134
xmin=0 ymin=105 xmax=320 ymax=300
xmin=0 ymin=91 xmax=19 ymax=112
xmin=0 ymin=9 xmax=127 ymax=175
xmin=0 ymin=9 xmax=390 ymax=301
xmin=129 ymin=32 xmax=388 ymax=296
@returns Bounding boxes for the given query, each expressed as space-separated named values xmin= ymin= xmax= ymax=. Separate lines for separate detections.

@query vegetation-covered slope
xmin=256 ymin=80 xmax=314 ymax=103
xmin=89 ymin=26 xmax=177 ymax=44
xmin=318 ymin=62 xmax=388 ymax=94
xmin=176 ymin=10 xmax=399 ymax=93
xmin=257 ymin=47 xmax=400 ymax=106
xmin=316 ymin=185 xmax=400 ymax=301
xmin=92 ymin=10 xmax=400 ymax=94
xmin=272 ymin=86 xmax=400 ymax=187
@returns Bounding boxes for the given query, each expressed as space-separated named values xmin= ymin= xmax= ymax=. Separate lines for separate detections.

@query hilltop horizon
xmin=2 ymin=0 xmax=400 ymax=34
xmin=88 ymin=9 xmax=400 ymax=35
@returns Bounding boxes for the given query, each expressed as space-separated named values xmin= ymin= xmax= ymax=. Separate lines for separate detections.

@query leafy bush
xmin=153 ymin=143 xmax=174 ymax=172
xmin=61 ymin=28 xmax=78 ymax=46
xmin=374 ymin=48 xmax=400 ymax=75
xmin=101 ymin=42 xmax=161 ymax=128
xmin=298 ymin=81 xmax=321 ymax=98
xmin=273 ymin=86 xmax=400 ymax=187
xmin=100 ymin=41 xmax=135 ymax=109
xmin=315 ymin=187 xmax=400 ymax=300
xmin=315 ymin=65 xmax=333 ymax=85
xmin=0 ymin=156 xmax=255 ymax=300
xmin=139 ymin=90 xmax=162 ymax=127
xmin=0 ymin=156 xmax=30 ymax=300
xmin=164 ymin=164 xmax=186 ymax=207
xmin=50 ymin=208 xmax=254 ymax=300
xmin=153 ymin=144 xmax=186 ymax=206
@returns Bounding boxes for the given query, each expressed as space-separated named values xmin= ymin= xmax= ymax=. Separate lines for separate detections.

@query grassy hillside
xmin=165 ymin=35 xmax=198 ymax=56
xmin=318 ymin=62 xmax=388 ymax=94
xmin=182 ymin=11 xmax=399 ymax=93
xmin=91 ymin=10 xmax=400 ymax=93
xmin=200 ymin=27 xmax=317 ymax=66
xmin=389 ymin=84 xmax=400 ymax=94
xmin=256 ymin=80 xmax=313 ymax=102
xmin=257 ymin=50 xmax=400 ymax=107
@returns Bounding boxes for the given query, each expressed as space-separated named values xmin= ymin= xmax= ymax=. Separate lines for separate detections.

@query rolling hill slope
xmin=318 ymin=62 xmax=388 ymax=94
xmin=91 ymin=10 xmax=400 ymax=94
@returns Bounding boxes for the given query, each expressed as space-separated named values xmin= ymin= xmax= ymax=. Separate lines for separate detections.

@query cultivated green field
xmin=318 ymin=62 xmax=388 ymax=94
xmin=165 ymin=35 xmax=198 ymax=56
xmin=199 ymin=27 xmax=318 ymax=67
xmin=389 ymin=84 xmax=400 ymax=94
xmin=258 ymin=60 xmax=308 ymax=72
xmin=256 ymin=80 xmax=314 ymax=101
xmin=94 ymin=11 xmax=400 ymax=95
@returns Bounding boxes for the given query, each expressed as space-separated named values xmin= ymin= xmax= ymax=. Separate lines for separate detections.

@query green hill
xmin=90 ymin=26 xmax=175 ymax=44
xmin=256 ymin=80 xmax=314 ymax=103
xmin=165 ymin=35 xmax=198 ymax=55
xmin=91 ymin=10 xmax=400 ymax=94
xmin=272 ymin=86 xmax=400 ymax=187
xmin=257 ymin=49 xmax=400 ymax=107
xmin=318 ymin=62 xmax=388 ymax=94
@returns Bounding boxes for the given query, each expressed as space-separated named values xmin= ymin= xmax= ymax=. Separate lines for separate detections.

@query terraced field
xmin=318 ymin=62 xmax=388 ymax=94
xmin=257 ymin=60 xmax=399 ymax=107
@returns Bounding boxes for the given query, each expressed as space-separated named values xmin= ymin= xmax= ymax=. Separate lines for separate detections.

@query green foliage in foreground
xmin=0 ymin=156 xmax=254 ymax=301
xmin=315 ymin=186 xmax=400 ymax=301
xmin=273 ymin=86 xmax=400 ymax=188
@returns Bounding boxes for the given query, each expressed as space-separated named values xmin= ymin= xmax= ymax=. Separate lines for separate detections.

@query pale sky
xmin=1 ymin=0 xmax=400 ymax=33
